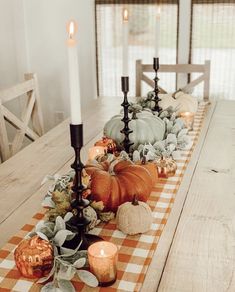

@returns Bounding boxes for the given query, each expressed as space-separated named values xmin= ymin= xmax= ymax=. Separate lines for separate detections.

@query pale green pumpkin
xmin=159 ymin=91 xmax=198 ymax=114
xmin=104 ymin=110 xmax=165 ymax=150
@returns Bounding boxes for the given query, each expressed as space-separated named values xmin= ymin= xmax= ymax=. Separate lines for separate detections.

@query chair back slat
xmin=136 ymin=60 xmax=211 ymax=100
xmin=0 ymin=73 xmax=44 ymax=162
xmin=0 ymin=79 xmax=35 ymax=103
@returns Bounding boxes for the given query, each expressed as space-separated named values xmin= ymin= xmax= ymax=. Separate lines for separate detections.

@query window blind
xmin=95 ymin=0 xmax=179 ymax=97
xmin=191 ymin=0 xmax=235 ymax=100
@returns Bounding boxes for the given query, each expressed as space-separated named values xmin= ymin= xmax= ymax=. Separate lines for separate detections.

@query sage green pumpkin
xmin=104 ymin=111 xmax=165 ymax=150
xmin=159 ymin=91 xmax=198 ymax=114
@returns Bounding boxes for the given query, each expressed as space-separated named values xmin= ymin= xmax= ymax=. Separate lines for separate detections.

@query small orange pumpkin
xmin=94 ymin=137 xmax=117 ymax=154
xmin=14 ymin=235 xmax=54 ymax=279
xmin=85 ymin=160 xmax=153 ymax=212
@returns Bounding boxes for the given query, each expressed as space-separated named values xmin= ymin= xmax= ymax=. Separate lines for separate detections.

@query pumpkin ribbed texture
xmin=85 ymin=160 xmax=153 ymax=212
xmin=116 ymin=200 xmax=153 ymax=235
xmin=135 ymin=160 xmax=158 ymax=186
xmin=103 ymin=111 xmax=165 ymax=150
xmin=159 ymin=91 xmax=198 ymax=114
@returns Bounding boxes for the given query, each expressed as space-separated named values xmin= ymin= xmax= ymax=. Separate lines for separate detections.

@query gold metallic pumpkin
xmin=95 ymin=136 xmax=117 ymax=154
xmin=14 ymin=235 xmax=54 ymax=279
xmin=156 ymin=157 xmax=177 ymax=178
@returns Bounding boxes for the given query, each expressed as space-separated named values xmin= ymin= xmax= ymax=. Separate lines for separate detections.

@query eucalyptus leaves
xmin=27 ymin=216 xmax=99 ymax=291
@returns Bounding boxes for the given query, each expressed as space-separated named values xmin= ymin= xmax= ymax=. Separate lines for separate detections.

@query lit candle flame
xmin=123 ymin=8 xmax=129 ymax=22
xmin=100 ymin=249 xmax=105 ymax=256
xmin=69 ymin=21 xmax=75 ymax=39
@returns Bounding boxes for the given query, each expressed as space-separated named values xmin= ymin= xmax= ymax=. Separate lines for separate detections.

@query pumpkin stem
xmin=141 ymin=156 xmax=147 ymax=165
xmin=172 ymin=88 xmax=181 ymax=99
xmin=132 ymin=111 xmax=138 ymax=120
xmin=132 ymin=195 xmax=139 ymax=206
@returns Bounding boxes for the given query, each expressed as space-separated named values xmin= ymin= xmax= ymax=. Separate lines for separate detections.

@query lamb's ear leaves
xmin=64 ymin=212 xmax=73 ymax=222
xmin=57 ymin=265 xmax=76 ymax=281
xmin=77 ymin=270 xmax=99 ymax=287
xmin=73 ymin=258 xmax=86 ymax=269
xmin=42 ymin=197 xmax=56 ymax=208
xmin=40 ymin=282 xmax=62 ymax=292
xmin=53 ymin=230 xmax=74 ymax=246
xmin=36 ymin=232 xmax=49 ymax=241
xmin=58 ymin=279 xmax=76 ymax=292
xmin=54 ymin=216 xmax=66 ymax=232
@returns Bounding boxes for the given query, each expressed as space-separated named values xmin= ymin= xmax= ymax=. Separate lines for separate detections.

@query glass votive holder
xmin=88 ymin=241 xmax=118 ymax=287
xmin=88 ymin=146 xmax=105 ymax=160
xmin=180 ymin=112 xmax=195 ymax=131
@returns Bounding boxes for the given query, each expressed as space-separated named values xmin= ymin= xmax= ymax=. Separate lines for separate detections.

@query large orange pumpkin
xmin=85 ymin=160 xmax=153 ymax=212
xmin=135 ymin=160 xmax=158 ymax=186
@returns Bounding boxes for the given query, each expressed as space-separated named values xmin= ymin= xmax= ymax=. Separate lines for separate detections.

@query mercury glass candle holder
xmin=88 ymin=241 xmax=118 ymax=287
xmin=180 ymin=112 xmax=195 ymax=131
xmin=88 ymin=146 xmax=106 ymax=160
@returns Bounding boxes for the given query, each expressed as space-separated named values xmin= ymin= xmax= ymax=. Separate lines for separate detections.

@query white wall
xmin=0 ymin=0 xmax=28 ymax=87
xmin=0 ymin=0 xmax=97 ymax=131
xmin=24 ymin=0 xmax=97 ymax=130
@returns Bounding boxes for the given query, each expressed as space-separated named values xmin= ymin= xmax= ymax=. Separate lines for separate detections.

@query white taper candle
xmin=155 ymin=6 xmax=161 ymax=58
xmin=67 ymin=20 xmax=82 ymax=125
xmin=122 ymin=8 xmax=129 ymax=76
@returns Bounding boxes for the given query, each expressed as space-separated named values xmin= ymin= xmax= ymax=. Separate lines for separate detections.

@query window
xmin=95 ymin=0 xmax=179 ymax=97
xmin=191 ymin=0 xmax=235 ymax=100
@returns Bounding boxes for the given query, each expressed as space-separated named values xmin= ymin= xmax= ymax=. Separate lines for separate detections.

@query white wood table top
xmin=0 ymin=98 xmax=234 ymax=292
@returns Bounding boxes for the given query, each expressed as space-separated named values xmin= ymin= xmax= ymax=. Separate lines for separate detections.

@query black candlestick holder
xmin=120 ymin=76 xmax=133 ymax=154
xmin=65 ymin=124 xmax=102 ymax=250
xmin=152 ymin=57 xmax=162 ymax=112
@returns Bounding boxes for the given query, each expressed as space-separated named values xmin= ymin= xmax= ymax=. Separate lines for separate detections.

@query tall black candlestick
xmin=120 ymin=77 xmax=133 ymax=154
xmin=152 ymin=57 xmax=162 ymax=112
xmin=65 ymin=124 xmax=102 ymax=250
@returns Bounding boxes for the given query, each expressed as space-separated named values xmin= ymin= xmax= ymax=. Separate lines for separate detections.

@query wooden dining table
xmin=0 ymin=97 xmax=234 ymax=292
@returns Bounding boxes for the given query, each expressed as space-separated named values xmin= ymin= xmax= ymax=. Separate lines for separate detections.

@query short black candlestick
xmin=65 ymin=124 xmax=102 ymax=250
xmin=152 ymin=57 xmax=162 ymax=112
xmin=120 ymin=76 xmax=133 ymax=154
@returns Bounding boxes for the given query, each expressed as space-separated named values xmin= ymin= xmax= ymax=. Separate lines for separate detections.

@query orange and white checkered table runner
xmin=0 ymin=103 xmax=207 ymax=292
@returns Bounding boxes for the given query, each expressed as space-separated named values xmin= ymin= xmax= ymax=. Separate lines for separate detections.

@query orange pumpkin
xmin=14 ymin=235 xmax=54 ymax=279
xmin=135 ymin=160 xmax=158 ymax=186
xmin=85 ymin=160 xmax=153 ymax=212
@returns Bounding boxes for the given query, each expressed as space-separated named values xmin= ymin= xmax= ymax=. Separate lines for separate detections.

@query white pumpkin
xmin=104 ymin=111 xmax=165 ymax=150
xmin=116 ymin=196 xmax=152 ymax=235
xmin=159 ymin=91 xmax=198 ymax=114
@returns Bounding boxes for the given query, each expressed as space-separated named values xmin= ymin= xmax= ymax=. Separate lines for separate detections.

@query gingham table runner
xmin=0 ymin=103 xmax=207 ymax=292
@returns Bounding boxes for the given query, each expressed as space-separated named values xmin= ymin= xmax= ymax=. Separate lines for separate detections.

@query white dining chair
xmin=0 ymin=73 xmax=44 ymax=162
xmin=136 ymin=60 xmax=211 ymax=101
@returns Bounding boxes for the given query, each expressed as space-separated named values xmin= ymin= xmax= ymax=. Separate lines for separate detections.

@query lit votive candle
xmin=88 ymin=146 xmax=105 ymax=160
xmin=180 ymin=112 xmax=195 ymax=131
xmin=88 ymin=241 xmax=118 ymax=286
